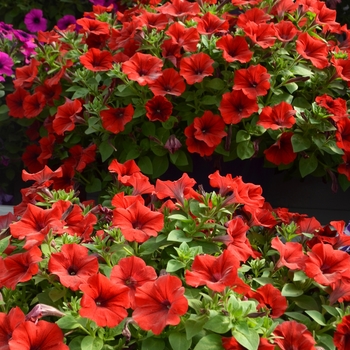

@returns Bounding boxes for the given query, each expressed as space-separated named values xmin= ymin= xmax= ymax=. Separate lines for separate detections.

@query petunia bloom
xmin=185 ymin=249 xmax=241 ymax=292
xmin=110 ymin=256 xmax=157 ymax=309
xmin=0 ymin=307 xmax=25 ymax=348
xmin=80 ymin=48 xmax=114 ymax=71
xmin=180 ymin=52 xmax=214 ymax=85
xmin=0 ymin=52 xmax=14 ymax=80
xmin=233 ymin=65 xmax=271 ymax=99
xmin=112 ymin=200 xmax=164 ymax=243
xmin=100 ymin=104 xmax=134 ymax=134
xmin=24 ymin=9 xmax=47 ymax=32
xmin=148 ymin=68 xmax=186 ymax=96
xmin=122 ymin=52 xmax=163 ymax=86
xmin=334 ymin=314 xmax=350 ymax=350
xmin=296 ymin=32 xmax=329 ymax=69
xmin=132 ymin=274 xmax=188 ymax=335
xmin=264 ymin=132 xmax=297 ymax=166
xmin=257 ymin=101 xmax=296 ymax=130
xmin=79 ymin=273 xmax=129 ymax=328
xmin=145 ymin=95 xmax=173 ymax=122
xmin=9 ymin=320 xmax=68 ymax=349
xmin=48 ymin=243 xmax=99 ymax=291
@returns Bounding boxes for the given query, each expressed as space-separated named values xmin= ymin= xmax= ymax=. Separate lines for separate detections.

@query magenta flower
xmin=0 ymin=52 xmax=14 ymax=81
xmin=57 ymin=15 xmax=77 ymax=30
xmin=24 ymin=9 xmax=47 ymax=32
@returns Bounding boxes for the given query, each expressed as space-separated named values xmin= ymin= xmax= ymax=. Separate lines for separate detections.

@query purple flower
xmin=13 ymin=29 xmax=35 ymax=43
xmin=57 ymin=15 xmax=77 ymax=30
xmin=0 ymin=52 xmax=14 ymax=81
xmin=0 ymin=22 xmax=14 ymax=39
xmin=24 ymin=9 xmax=47 ymax=33
xmin=89 ymin=0 xmax=118 ymax=10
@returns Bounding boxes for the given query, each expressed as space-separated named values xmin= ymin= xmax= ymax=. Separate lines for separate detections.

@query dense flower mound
xmin=0 ymin=162 xmax=349 ymax=349
xmin=5 ymin=0 xmax=350 ymax=193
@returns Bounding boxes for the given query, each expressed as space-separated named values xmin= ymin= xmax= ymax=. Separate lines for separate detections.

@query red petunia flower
xmin=155 ymin=173 xmax=196 ymax=206
xmin=108 ymin=159 xmax=141 ymax=184
xmin=219 ymin=90 xmax=259 ymax=124
xmin=110 ymin=256 xmax=157 ymax=309
xmin=100 ymin=104 xmax=134 ymax=134
xmin=243 ymin=22 xmax=276 ymax=49
xmin=145 ymin=95 xmax=173 ymax=122
xmin=185 ymin=249 xmax=241 ymax=292
xmin=237 ymin=7 xmax=271 ymax=26
xmin=304 ymin=242 xmax=350 ymax=285
xmin=166 ymin=22 xmax=200 ymax=52
xmin=22 ymin=144 xmax=45 ymax=173
xmin=9 ymin=320 xmax=69 ymax=349
xmin=246 ymin=284 xmax=288 ymax=318
xmin=79 ymin=273 xmax=129 ymax=328
xmin=23 ymin=92 xmax=46 ymax=118
xmin=148 ymin=68 xmax=186 ymax=96
xmin=52 ymin=98 xmax=83 ymax=135
xmin=80 ymin=48 xmax=114 ymax=71
xmin=161 ymin=39 xmax=182 ymax=66
xmin=48 ymin=243 xmax=99 ymax=291
xmin=233 ymin=64 xmax=271 ymax=99
xmin=336 ymin=117 xmax=350 ymax=152
xmin=195 ymin=11 xmax=229 ymax=35
xmin=10 ymin=204 xmax=64 ymax=249
xmin=274 ymin=20 xmax=299 ymax=42
xmin=122 ymin=52 xmax=163 ymax=86
xmin=38 ymin=134 xmax=56 ymax=165
xmin=273 ymin=321 xmax=316 ymax=350
xmin=157 ymin=0 xmax=200 ymax=18
xmin=216 ymin=35 xmax=253 ymax=63
xmin=333 ymin=58 xmax=350 ymax=81
xmin=334 ymin=315 xmax=350 ymax=350
xmin=132 ymin=274 xmax=188 ymax=335
xmin=257 ymin=101 xmax=296 ymax=130
xmin=296 ymin=32 xmax=329 ymax=69
xmin=76 ymin=18 xmax=110 ymax=36
xmin=22 ymin=165 xmax=63 ymax=185
xmin=184 ymin=123 xmax=216 ymax=157
xmin=112 ymin=200 xmax=164 ymax=243
xmin=264 ymin=132 xmax=297 ymax=165
xmin=271 ymin=237 xmax=307 ymax=270
xmin=338 ymin=151 xmax=350 ymax=180
xmin=13 ymin=58 xmax=40 ymax=89
xmin=315 ymin=94 xmax=348 ymax=120
xmin=0 ymin=307 xmax=25 ymax=348
xmin=222 ymin=337 xmax=245 ymax=350
xmin=180 ymin=52 xmax=214 ymax=85
xmin=35 ymin=81 xmax=62 ymax=106
xmin=138 ymin=11 xmax=169 ymax=30
xmin=191 ymin=110 xmax=227 ymax=147
xmin=66 ymin=144 xmax=97 ymax=172
xmin=5 ymin=87 xmax=30 ymax=118
xmin=0 ymin=246 xmax=42 ymax=290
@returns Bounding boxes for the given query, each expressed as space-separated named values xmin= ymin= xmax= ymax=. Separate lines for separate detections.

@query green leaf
xmin=204 ymin=314 xmax=231 ymax=333
xmin=185 ymin=315 xmax=209 ymax=340
xmin=285 ymin=82 xmax=298 ymax=94
xmin=292 ymin=296 xmax=320 ymax=311
xmin=168 ymin=230 xmax=192 ymax=242
xmin=170 ymin=150 xmax=189 ymax=166
xmin=322 ymin=304 xmax=339 ymax=317
xmin=0 ymin=236 xmax=10 ymax=254
xmin=0 ymin=104 xmax=9 ymax=115
xmin=305 ymin=310 xmax=326 ymax=325
xmin=166 ymin=259 xmax=186 ymax=272
xmin=85 ymin=178 xmax=102 ymax=193
xmin=81 ymin=336 xmax=104 ymax=350
xmin=151 ymin=155 xmax=169 ymax=178
xmin=237 ymin=141 xmax=255 ymax=160
xmin=99 ymin=140 xmax=115 ymax=162
xmin=201 ymin=95 xmax=219 ymax=105
xmin=293 ymin=97 xmax=312 ymax=109
xmin=270 ymin=92 xmax=293 ymax=105
xmin=284 ymin=312 xmax=311 ymax=326
xmin=281 ymin=283 xmax=304 ymax=297
xmin=142 ymin=337 xmax=165 ymax=350
xmin=69 ymin=336 xmax=85 ymax=350
xmin=142 ymin=122 xmax=156 ymax=137
xmin=299 ymin=154 xmax=318 ymax=177
xmin=126 ymin=147 xmax=141 ymax=160
xmin=316 ymin=334 xmax=336 ymax=350
xmin=204 ymin=78 xmax=225 ymax=90
xmin=193 ymin=334 xmax=223 ymax=350
xmin=56 ymin=315 xmax=81 ymax=330
xmin=169 ymin=332 xmax=192 ymax=350
xmin=236 ymin=130 xmax=251 ymax=142
xmin=232 ymin=327 xmax=259 ymax=350
xmin=291 ymin=65 xmax=314 ymax=77
xmin=291 ymin=134 xmax=311 ymax=152
xmin=138 ymin=156 xmax=153 ymax=175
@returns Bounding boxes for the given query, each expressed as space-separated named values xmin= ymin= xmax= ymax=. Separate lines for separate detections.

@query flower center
xmin=67 ymin=266 xmax=78 ymax=275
